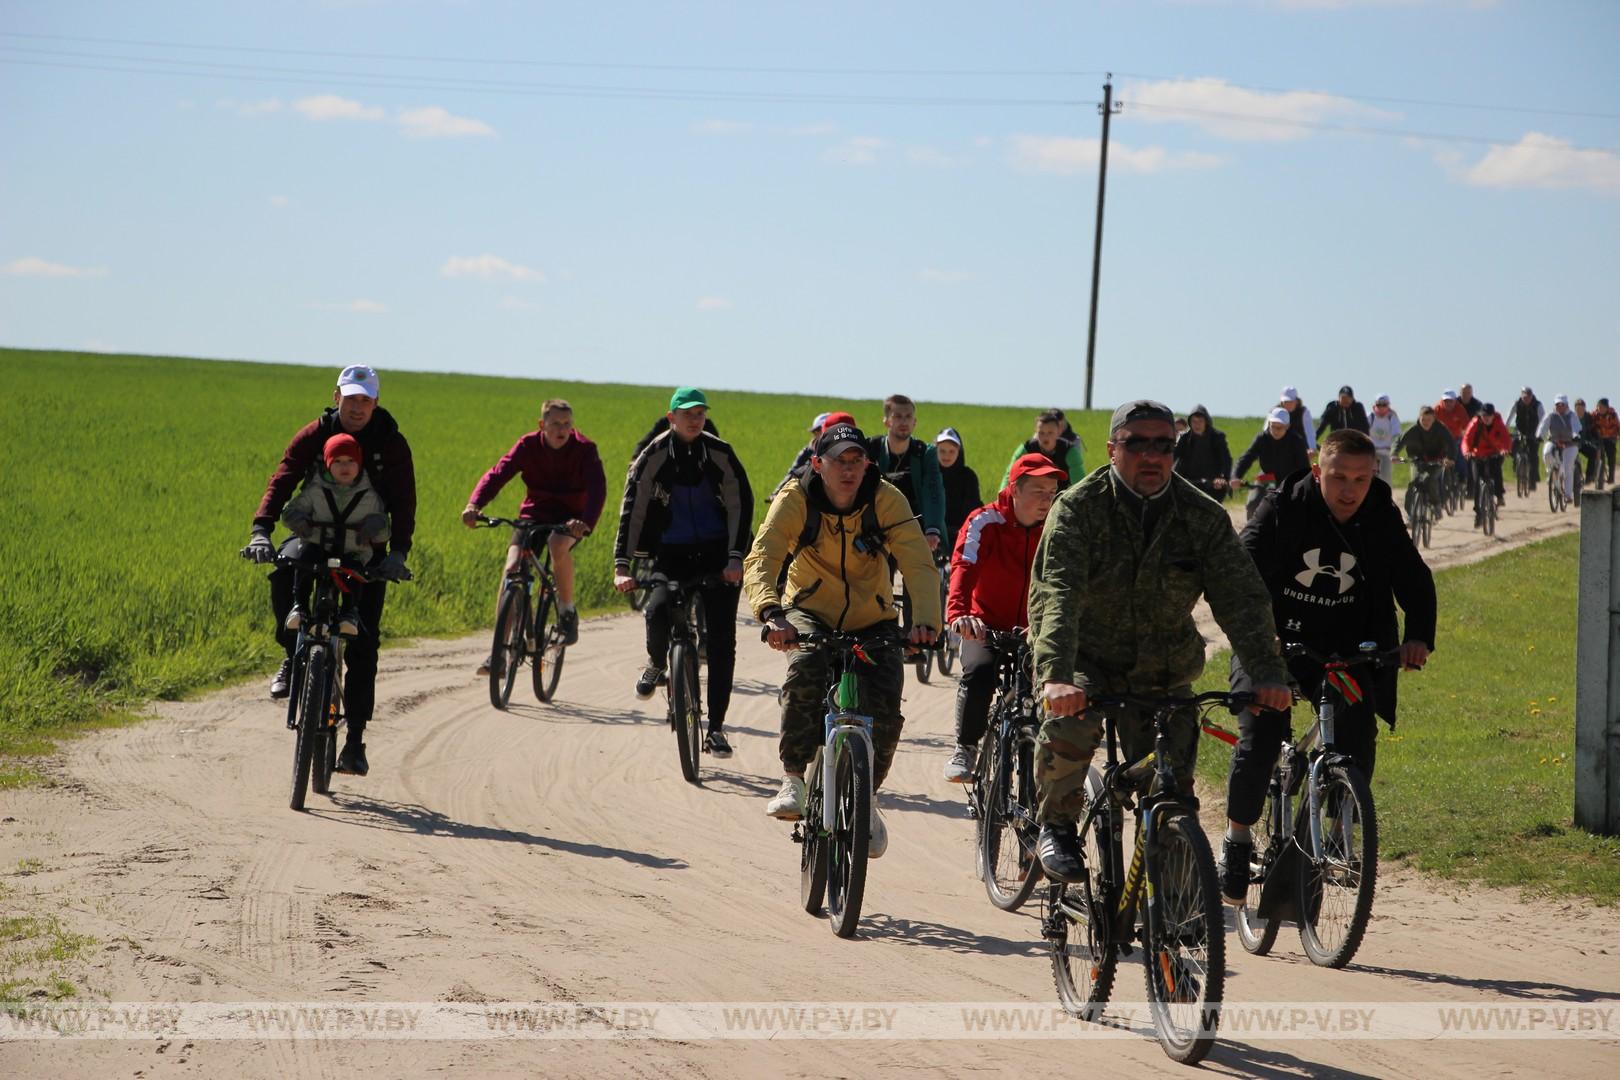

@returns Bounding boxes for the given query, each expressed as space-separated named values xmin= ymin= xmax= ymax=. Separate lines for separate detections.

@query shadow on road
xmin=1347 ymin=962 xmax=1615 ymax=1002
xmin=855 ymin=912 xmax=1044 ymax=956
xmin=312 ymin=793 xmax=689 ymax=870
xmin=880 ymin=787 xmax=970 ymax=819
xmin=1202 ymin=1040 xmax=1379 ymax=1079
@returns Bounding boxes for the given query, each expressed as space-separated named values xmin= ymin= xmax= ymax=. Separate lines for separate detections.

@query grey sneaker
xmin=766 ymin=775 xmax=806 ymax=821
xmin=869 ymin=806 xmax=889 ymax=859
xmin=943 ymin=744 xmax=977 ymax=783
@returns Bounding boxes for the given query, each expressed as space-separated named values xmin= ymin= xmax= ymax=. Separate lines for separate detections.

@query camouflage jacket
xmin=1029 ymin=467 xmax=1287 ymax=693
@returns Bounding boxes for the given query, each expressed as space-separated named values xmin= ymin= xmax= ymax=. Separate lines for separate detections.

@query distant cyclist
xmin=866 ymin=394 xmax=946 ymax=553
xmin=1458 ymin=382 xmax=1484 ymax=420
xmin=1436 ymin=389 xmax=1472 ymax=489
xmin=1274 ymin=386 xmax=1317 ymax=455
xmin=941 ymin=453 xmax=1064 ymax=782
xmin=1537 ymin=395 xmax=1581 ymax=505
xmin=462 ymin=398 xmax=606 ymax=672
xmin=1573 ymin=399 xmax=1600 ymax=487
xmin=1172 ymin=403 xmax=1232 ymax=501
xmin=1232 ymin=408 xmax=1311 ymax=518
xmin=1367 ymin=393 xmax=1402 ymax=484
xmin=1315 ymin=384 xmax=1370 ymax=437
xmin=1508 ymin=387 xmax=1545 ymax=491
xmin=1394 ymin=404 xmax=1456 ymax=514
xmin=934 ymin=426 xmax=982 ymax=550
xmin=1001 ymin=407 xmax=1085 ymax=490
xmin=1462 ymin=403 xmax=1511 ymax=514
xmin=1589 ymin=397 xmax=1619 ymax=488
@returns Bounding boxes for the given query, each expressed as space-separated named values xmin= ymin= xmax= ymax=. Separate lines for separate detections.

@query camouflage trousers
xmin=778 ymin=610 xmax=905 ymax=788
xmin=1035 ymin=684 xmax=1200 ymax=824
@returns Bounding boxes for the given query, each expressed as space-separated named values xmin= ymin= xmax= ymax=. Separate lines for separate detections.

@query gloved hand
xmin=282 ymin=510 xmax=316 ymax=540
xmin=378 ymin=549 xmax=412 ymax=582
xmin=241 ymin=530 xmax=275 ymax=564
xmin=356 ymin=513 xmax=389 ymax=546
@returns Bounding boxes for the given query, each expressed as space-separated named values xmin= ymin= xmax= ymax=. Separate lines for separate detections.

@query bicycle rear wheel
xmin=490 ymin=583 xmax=526 ymax=710
xmin=670 ymin=641 xmax=702 ymax=783
xmin=825 ymin=735 xmax=871 ymax=938
xmin=627 ymin=556 xmax=649 ymax=611
xmin=1235 ymin=783 xmax=1282 ymax=956
xmin=983 ymin=732 xmax=1041 ymax=911
xmin=532 ymin=586 xmax=565 ymax=703
xmin=1297 ymin=763 xmax=1378 ymax=968
xmin=1050 ymin=768 xmax=1116 ymax=1021
xmin=800 ymin=751 xmax=828 ymax=915
xmin=1142 ymin=810 xmax=1224 ymax=1065
xmin=290 ymin=646 xmax=326 ymax=812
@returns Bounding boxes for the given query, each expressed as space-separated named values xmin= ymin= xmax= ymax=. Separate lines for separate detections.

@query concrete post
xmin=1574 ymin=486 xmax=1620 ymax=835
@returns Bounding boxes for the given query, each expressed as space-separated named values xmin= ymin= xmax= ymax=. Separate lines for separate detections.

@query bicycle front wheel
xmin=1412 ymin=491 xmax=1432 ymax=548
xmin=490 ymin=583 xmax=526 ymax=710
xmin=825 ymin=735 xmax=871 ymax=938
xmin=1297 ymin=763 xmax=1378 ymax=968
xmin=1142 ymin=810 xmax=1224 ymax=1065
xmin=290 ymin=646 xmax=326 ymax=812
xmin=1481 ymin=483 xmax=1498 ymax=536
xmin=983 ymin=732 xmax=1041 ymax=911
xmin=532 ymin=586 xmax=565 ymax=703
xmin=670 ymin=641 xmax=702 ymax=783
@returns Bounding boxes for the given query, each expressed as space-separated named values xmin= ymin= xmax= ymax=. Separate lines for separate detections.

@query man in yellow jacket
xmin=744 ymin=422 xmax=941 ymax=856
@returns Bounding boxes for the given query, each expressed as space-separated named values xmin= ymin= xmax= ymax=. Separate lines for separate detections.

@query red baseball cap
xmin=1011 ymin=452 xmax=1066 ymax=484
xmin=821 ymin=411 xmax=856 ymax=432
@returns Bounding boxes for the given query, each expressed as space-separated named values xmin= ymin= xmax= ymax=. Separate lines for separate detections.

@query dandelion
xmin=1548 ymin=696 xmax=1558 ymax=703
xmin=1530 ymin=708 xmax=1543 ymax=717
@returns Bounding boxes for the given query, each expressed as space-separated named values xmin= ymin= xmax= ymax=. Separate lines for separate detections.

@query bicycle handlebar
xmin=1082 ymin=689 xmax=1258 ymax=716
xmin=473 ymin=514 xmax=571 ymax=534
xmin=1283 ymin=641 xmax=1405 ymax=670
xmin=271 ymin=552 xmax=379 ymax=582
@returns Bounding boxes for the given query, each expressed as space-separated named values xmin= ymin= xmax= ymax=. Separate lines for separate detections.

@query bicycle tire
xmin=627 ymin=556 xmax=649 ymax=611
xmin=913 ymin=646 xmax=931 ymax=685
xmin=670 ymin=641 xmax=702 ymax=784
xmin=1481 ymin=481 xmax=1497 ymax=537
xmin=290 ymin=646 xmax=326 ymax=812
xmin=1548 ymin=468 xmax=1562 ymax=513
xmin=983 ymin=734 xmax=1041 ymax=911
xmin=938 ymin=631 xmax=958 ymax=676
xmin=1296 ymin=762 xmax=1378 ymax=969
xmin=532 ymin=586 xmax=565 ymax=703
xmin=1051 ymin=767 xmax=1116 ymax=1021
xmin=490 ymin=583 xmax=526 ymax=710
xmin=824 ymin=734 xmax=871 ymax=938
xmin=311 ymin=649 xmax=336 ymax=797
xmin=971 ymin=728 xmax=998 ymax=882
xmin=1235 ymin=783 xmax=1282 ymax=956
xmin=800 ymin=751 xmax=828 ymax=915
xmin=1141 ymin=810 xmax=1224 ymax=1065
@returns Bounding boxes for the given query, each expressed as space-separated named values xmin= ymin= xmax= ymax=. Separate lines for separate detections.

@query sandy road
xmin=1 ymin=493 xmax=1612 ymax=1078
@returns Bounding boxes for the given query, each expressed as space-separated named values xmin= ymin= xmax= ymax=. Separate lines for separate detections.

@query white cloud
xmin=919 ymin=268 xmax=973 ymax=284
xmin=694 ymin=119 xmax=755 ymax=135
xmin=1460 ymin=133 xmax=1620 ymax=194
xmin=306 ymin=299 xmax=388 ymax=314
xmin=294 ymin=95 xmax=387 ymax=122
xmin=3 ymin=256 xmax=107 ymax=278
xmin=440 ymin=254 xmax=546 ymax=282
xmin=1008 ymin=135 xmax=1222 ymax=175
xmin=216 ymin=97 xmax=283 ymax=117
xmin=825 ymin=136 xmax=886 ymax=165
xmin=1123 ymin=77 xmax=1395 ymax=141
xmin=396 ymin=105 xmax=495 ymax=139
xmin=268 ymin=195 xmax=290 ymax=209
xmin=696 ymin=296 xmax=732 ymax=311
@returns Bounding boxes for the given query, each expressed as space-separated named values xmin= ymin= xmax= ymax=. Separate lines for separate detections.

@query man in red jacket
xmin=1462 ymin=402 xmax=1513 ymax=510
xmin=463 ymin=399 xmax=608 ymax=668
xmin=941 ymin=453 xmax=1065 ymax=782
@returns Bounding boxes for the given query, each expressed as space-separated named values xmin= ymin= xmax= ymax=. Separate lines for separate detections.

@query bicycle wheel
xmin=912 ymin=644 xmax=932 ymax=684
xmin=627 ymin=556 xmax=649 ymax=611
xmin=1142 ymin=810 xmax=1224 ymax=1065
xmin=1515 ymin=451 xmax=1530 ymax=498
xmin=1296 ymin=763 xmax=1378 ymax=968
xmin=1051 ymin=768 xmax=1117 ymax=1021
xmin=1235 ymin=784 xmax=1282 ymax=956
xmin=824 ymin=734 xmax=871 ymax=938
xmin=1548 ymin=468 xmax=1562 ymax=513
xmin=531 ymin=586 xmax=565 ymax=703
xmin=670 ymin=641 xmax=702 ymax=784
xmin=938 ymin=631 xmax=958 ymax=676
xmin=1481 ymin=481 xmax=1497 ymax=536
xmin=311 ymin=657 xmax=336 ymax=797
xmin=1410 ymin=490 xmax=1431 ymax=548
xmin=290 ymin=646 xmax=326 ymax=812
xmin=489 ymin=582 xmax=526 ymax=710
xmin=800 ymin=751 xmax=828 ymax=915
xmin=983 ymin=733 xmax=1041 ymax=911
xmin=970 ymin=728 xmax=998 ymax=882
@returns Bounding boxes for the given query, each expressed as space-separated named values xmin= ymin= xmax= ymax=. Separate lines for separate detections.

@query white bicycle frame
xmin=820 ymin=708 xmax=875 ymax=832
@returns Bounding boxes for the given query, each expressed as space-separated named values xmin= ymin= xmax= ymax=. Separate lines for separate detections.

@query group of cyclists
xmin=239 ymin=368 xmax=1461 ymax=912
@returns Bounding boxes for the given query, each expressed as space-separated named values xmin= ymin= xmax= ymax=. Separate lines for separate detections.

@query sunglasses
xmin=1118 ymin=436 xmax=1176 ymax=456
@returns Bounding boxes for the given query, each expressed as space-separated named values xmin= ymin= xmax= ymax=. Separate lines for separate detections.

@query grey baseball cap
xmin=1109 ymin=399 xmax=1176 ymax=435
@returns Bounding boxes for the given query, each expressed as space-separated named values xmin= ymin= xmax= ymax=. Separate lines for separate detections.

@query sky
xmin=2 ymin=0 xmax=1617 ymax=418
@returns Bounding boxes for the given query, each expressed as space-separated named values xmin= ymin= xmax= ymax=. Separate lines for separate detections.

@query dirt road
xmin=2 ymin=495 xmax=1611 ymax=1078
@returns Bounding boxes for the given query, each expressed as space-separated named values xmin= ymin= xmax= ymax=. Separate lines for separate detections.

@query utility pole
xmin=1083 ymin=76 xmax=1121 ymax=411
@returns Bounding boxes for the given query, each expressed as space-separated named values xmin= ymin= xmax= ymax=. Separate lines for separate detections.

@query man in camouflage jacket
xmin=1028 ymin=400 xmax=1292 ymax=882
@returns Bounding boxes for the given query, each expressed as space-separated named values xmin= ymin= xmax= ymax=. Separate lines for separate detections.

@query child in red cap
xmin=281 ymin=433 xmax=391 ymax=635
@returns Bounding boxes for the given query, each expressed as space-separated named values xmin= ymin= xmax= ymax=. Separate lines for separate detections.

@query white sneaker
xmin=766 ymin=775 xmax=806 ymax=821
xmin=869 ymin=806 xmax=888 ymax=859
xmin=943 ymin=745 xmax=976 ymax=783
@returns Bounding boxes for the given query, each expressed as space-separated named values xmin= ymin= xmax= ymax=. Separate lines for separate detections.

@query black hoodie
xmin=938 ymin=440 xmax=982 ymax=549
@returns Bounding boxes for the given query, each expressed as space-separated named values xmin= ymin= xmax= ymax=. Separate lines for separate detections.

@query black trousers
xmin=953 ymin=639 xmax=998 ymax=748
xmin=644 ymin=545 xmax=739 ymax=727
xmin=269 ymin=544 xmax=387 ymax=737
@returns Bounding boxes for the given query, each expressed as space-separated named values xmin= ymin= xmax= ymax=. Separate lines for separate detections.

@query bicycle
xmin=636 ymin=572 xmax=729 ymax=784
xmin=1237 ymin=475 xmax=1279 ymax=520
xmin=966 ymin=628 xmax=1042 ymax=911
xmin=272 ymin=551 xmax=374 ymax=812
xmin=1472 ymin=454 xmax=1501 ymax=537
xmin=475 ymin=516 xmax=570 ymax=708
xmin=1439 ymin=456 xmax=1465 ymax=516
xmin=625 ymin=554 xmax=652 ymax=612
xmin=1234 ymin=642 xmax=1400 ymax=969
xmin=893 ymin=577 xmax=937 ymax=685
xmin=790 ymin=629 xmax=898 ymax=938
xmin=1547 ymin=448 xmax=1571 ymax=513
xmin=1044 ymin=689 xmax=1251 ymax=1064
xmin=1396 ymin=458 xmax=1444 ymax=549
xmin=933 ymin=561 xmax=959 ymax=677
xmin=1512 ymin=435 xmax=1535 ymax=499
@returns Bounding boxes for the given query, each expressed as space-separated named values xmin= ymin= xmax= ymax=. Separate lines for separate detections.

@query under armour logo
xmin=1295 ymin=548 xmax=1357 ymax=594
xmin=1285 ymin=618 xmax=1303 ymax=632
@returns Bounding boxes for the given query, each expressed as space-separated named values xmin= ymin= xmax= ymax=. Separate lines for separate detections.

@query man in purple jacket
xmin=462 ymin=398 xmax=607 ymax=668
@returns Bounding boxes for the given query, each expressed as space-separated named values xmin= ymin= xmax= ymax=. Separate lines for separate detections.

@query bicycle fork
xmin=820 ymin=711 xmax=875 ymax=832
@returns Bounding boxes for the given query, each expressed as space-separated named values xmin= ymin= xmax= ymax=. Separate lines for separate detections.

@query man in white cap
xmin=241 ymin=364 xmax=416 ymax=778
xmin=1233 ymin=407 xmax=1311 ymax=519
xmin=1367 ymin=393 xmax=1402 ymax=484
xmin=1537 ymin=395 xmax=1582 ymax=504
xmin=1273 ymin=386 xmax=1317 ymax=453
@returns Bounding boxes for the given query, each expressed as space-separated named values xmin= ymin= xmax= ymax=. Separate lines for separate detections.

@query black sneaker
xmin=704 ymin=729 xmax=733 ymax=758
xmin=1221 ymin=838 xmax=1252 ymax=905
xmin=1037 ymin=823 xmax=1085 ymax=883
xmin=335 ymin=741 xmax=369 ymax=777
xmin=559 ymin=609 xmax=579 ymax=646
xmin=269 ymin=659 xmax=294 ymax=700
xmin=634 ymin=666 xmax=666 ymax=700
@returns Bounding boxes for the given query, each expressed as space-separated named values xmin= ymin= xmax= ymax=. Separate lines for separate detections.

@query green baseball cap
xmin=669 ymin=386 xmax=708 ymax=411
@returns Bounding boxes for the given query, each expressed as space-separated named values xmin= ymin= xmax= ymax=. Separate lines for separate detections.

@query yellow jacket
xmin=744 ymin=465 xmax=942 ymax=633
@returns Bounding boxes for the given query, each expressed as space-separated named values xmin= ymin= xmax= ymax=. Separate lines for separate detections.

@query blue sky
xmin=2 ymin=0 xmax=1616 ymax=417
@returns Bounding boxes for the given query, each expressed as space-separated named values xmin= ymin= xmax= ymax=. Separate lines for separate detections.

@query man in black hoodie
xmin=1316 ymin=385 xmax=1371 ymax=437
xmin=1172 ymin=404 xmax=1233 ymax=501
xmin=1219 ymin=429 xmax=1436 ymax=903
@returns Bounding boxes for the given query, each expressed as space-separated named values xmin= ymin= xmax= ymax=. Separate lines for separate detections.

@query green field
xmin=0 ymin=347 xmax=1130 ymax=755
xmin=1194 ymin=532 xmax=1609 ymax=904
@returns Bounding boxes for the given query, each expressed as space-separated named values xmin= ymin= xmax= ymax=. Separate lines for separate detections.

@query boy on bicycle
xmin=1462 ymin=403 xmax=1511 ymax=513
xmin=743 ymin=423 xmax=939 ymax=857
xmin=462 ymin=398 xmax=607 ymax=671
xmin=1220 ymin=429 xmax=1436 ymax=903
xmin=281 ymin=432 xmax=391 ymax=638
xmin=941 ymin=453 xmax=1064 ymax=783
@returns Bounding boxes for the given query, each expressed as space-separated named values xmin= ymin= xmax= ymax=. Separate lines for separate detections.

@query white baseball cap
xmin=1279 ymin=386 xmax=1300 ymax=403
xmin=1267 ymin=407 xmax=1291 ymax=426
xmin=337 ymin=364 xmax=380 ymax=398
xmin=935 ymin=426 xmax=962 ymax=446
xmin=809 ymin=412 xmax=831 ymax=433
xmin=1441 ymin=389 xmax=1458 ymax=401
xmin=1555 ymin=394 xmax=1570 ymax=407
xmin=1375 ymin=393 xmax=1391 ymax=405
